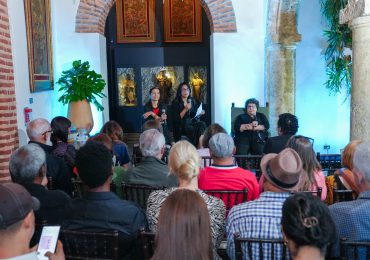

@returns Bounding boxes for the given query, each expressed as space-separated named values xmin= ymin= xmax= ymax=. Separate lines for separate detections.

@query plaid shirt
xmin=226 ymin=192 xmax=291 ymax=260
xmin=329 ymin=190 xmax=370 ymax=258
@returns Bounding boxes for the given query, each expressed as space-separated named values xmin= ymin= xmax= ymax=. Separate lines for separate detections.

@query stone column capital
xmin=340 ymin=0 xmax=370 ymax=24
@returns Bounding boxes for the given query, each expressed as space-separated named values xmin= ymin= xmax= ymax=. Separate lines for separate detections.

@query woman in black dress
xmin=171 ymin=82 xmax=206 ymax=147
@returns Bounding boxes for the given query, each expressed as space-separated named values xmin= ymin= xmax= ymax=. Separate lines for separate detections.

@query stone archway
xmin=75 ymin=0 xmax=237 ymax=34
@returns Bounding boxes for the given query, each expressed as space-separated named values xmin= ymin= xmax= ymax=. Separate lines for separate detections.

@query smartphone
xmin=37 ymin=226 xmax=60 ymax=260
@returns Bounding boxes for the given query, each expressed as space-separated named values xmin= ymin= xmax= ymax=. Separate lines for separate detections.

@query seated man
xmin=264 ymin=113 xmax=299 ymax=154
xmin=27 ymin=118 xmax=73 ymax=195
xmin=62 ymin=141 xmax=146 ymax=259
xmin=198 ymin=133 xmax=260 ymax=206
xmin=0 ymin=183 xmax=63 ymax=259
xmin=226 ymin=148 xmax=304 ymax=259
xmin=126 ymin=129 xmax=177 ymax=187
xmin=9 ymin=143 xmax=70 ymax=225
xmin=329 ymin=141 xmax=370 ymax=258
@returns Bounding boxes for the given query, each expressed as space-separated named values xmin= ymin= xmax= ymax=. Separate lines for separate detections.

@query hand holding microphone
xmin=161 ymin=109 xmax=167 ymax=124
xmin=186 ymin=98 xmax=192 ymax=111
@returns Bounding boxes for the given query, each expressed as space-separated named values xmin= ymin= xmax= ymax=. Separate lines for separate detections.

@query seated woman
xmin=50 ymin=116 xmax=76 ymax=171
xmin=282 ymin=193 xmax=337 ymax=260
xmin=234 ymin=98 xmax=269 ymax=155
xmin=143 ymin=86 xmax=173 ymax=144
xmin=286 ymin=136 xmax=327 ymax=201
xmin=101 ymin=120 xmax=130 ymax=169
xmin=147 ymin=140 xmax=225 ymax=260
xmin=325 ymin=140 xmax=362 ymax=204
xmin=171 ymin=82 xmax=206 ymax=147
xmin=152 ymin=189 xmax=213 ymax=260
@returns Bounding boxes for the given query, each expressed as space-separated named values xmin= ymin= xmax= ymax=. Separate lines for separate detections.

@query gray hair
xmin=353 ymin=140 xmax=370 ymax=182
xmin=139 ymin=129 xmax=165 ymax=157
xmin=9 ymin=144 xmax=46 ymax=184
xmin=26 ymin=118 xmax=50 ymax=140
xmin=209 ymin=133 xmax=234 ymax=158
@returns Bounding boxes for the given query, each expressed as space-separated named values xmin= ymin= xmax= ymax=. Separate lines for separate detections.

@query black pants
xmin=235 ymin=140 xmax=264 ymax=155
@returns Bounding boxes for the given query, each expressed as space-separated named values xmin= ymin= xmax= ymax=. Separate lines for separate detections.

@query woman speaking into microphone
xmin=234 ymin=98 xmax=269 ymax=155
xmin=171 ymin=82 xmax=206 ymax=147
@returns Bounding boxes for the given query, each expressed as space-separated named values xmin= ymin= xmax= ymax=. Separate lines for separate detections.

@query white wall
xmin=8 ymin=0 xmax=108 ymax=146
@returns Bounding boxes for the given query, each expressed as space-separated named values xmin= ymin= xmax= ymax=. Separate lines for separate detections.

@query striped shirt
xmin=226 ymin=192 xmax=291 ymax=260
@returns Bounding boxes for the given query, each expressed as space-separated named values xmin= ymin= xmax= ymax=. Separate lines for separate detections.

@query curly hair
xmin=244 ymin=98 xmax=259 ymax=110
xmin=278 ymin=113 xmax=299 ymax=135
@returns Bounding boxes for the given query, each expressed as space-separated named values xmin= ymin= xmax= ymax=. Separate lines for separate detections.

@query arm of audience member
xmin=45 ymin=241 xmax=65 ymax=260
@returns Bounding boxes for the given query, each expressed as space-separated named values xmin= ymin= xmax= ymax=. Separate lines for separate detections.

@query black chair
xmin=204 ymin=188 xmax=248 ymax=215
xmin=340 ymin=237 xmax=370 ymax=259
xmin=60 ymin=229 xmax=119 ymax=260
xmin=47 ymin=176 xmax=55 ymax=190
xmin=234 ymin=233 xmax=287 ymax=260
xmin=291 ymin=187 xmax=322 ymax=199
xmin=140 ymin=230 xmax=156 ymax=260
xmin=333 ymin=189 xmax=355 ymax=203
xmin=233 ymin=155 xmax=263 ymax=180
xmin=121 ymin=183 xmax=165 ymax=209
xmin=72 ymin=178 xmax=117 ymax=198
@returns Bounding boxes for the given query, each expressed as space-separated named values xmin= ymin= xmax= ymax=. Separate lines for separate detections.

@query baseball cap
xmin=0 ymin=183 xmax=40 ymax=229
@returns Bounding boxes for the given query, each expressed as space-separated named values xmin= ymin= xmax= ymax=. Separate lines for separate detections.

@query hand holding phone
xmin=37 ymin=226 xmax=60 ymax=260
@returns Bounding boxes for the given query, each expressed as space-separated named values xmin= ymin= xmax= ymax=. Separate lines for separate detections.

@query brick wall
xmin=76 ymin=0 xmax=237 ymax=34
xmin=0 ymin=0 xmax=19 ymax=182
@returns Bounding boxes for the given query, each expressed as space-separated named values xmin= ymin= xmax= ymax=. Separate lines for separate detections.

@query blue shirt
xmin=226 ymin=191 xmax=290 ymax=260
xmin=329 ymin=190 xmax=370 ymax=258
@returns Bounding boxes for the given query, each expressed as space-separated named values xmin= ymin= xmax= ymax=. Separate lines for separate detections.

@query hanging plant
xmin=320 ymin=0 xmax=352 ymax=98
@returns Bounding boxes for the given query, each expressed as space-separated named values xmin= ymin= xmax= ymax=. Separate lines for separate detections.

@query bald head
xmin=26 ymin=118 xmax=51 ymax=144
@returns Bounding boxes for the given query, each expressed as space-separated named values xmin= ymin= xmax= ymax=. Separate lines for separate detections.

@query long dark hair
xmin=152 ymin=189 xmax=213 ymax=260
xmin=175 ymin=82 xmax=191 ymax=101
xmin=282 ymin=193 xmax=336 ymax=257
xmin=50 ymin=116 xmax=71 ymax=145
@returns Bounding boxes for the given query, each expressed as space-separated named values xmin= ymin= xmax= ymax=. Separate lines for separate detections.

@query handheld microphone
xmin=161 ymin=109 xmax=166 ymax=124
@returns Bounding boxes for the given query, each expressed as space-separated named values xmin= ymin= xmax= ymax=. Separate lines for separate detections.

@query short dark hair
xmin=278 ymin=113 xmax=299 ymax=135
xmin=245 ymin=98 xmax=259 ymax=110
xmin=50 ymin=116 xmax=71 ymax=144
xmin=282 ymin=193 xmax=337 ymax=256
xmin=202 ymin=123 xmax=226 ymax=148
xmin=75 ymin=141 xmax=112 ymax=188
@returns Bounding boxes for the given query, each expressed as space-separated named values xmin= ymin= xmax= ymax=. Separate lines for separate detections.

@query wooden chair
xmin=121 ymin=183 xmax=165 ymax=209
xmin=233 ymin=155 xmax=263 ymax=180
xmin=234 ymin=233 xmax=287 ymax=260
xmin=60 ymin=229 xmax=119 ymax=260
xmin=333 ymin=189 xmax=355 ymax=203
xmin=340 ymin=237 xmax=370 ymax=259
xmin=203 ymin=188 xmax=248 ymax=215
xmin=140 ymin=230 xmax=156 ymax=260
xmin=291 ymin=187 xmax=322 ymax=199
xmin=72 ymin=178 xmax=117 ymax=198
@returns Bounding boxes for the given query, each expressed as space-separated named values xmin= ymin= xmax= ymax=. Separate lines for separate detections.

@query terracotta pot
xmin=67 ymin=100 xmax=94 ymax=133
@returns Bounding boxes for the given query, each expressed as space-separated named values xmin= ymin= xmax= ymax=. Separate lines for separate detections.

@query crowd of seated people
xmin=4 ymin=109 xmax=370 ymax=260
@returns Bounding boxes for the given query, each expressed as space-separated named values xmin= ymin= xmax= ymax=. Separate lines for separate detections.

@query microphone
xmin=161 ymin=109 xmax=167 ymax=124
xmin=187 ymin=98 xmax=192 ymax=115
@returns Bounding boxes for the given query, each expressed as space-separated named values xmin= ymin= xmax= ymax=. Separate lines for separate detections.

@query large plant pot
xmin=68 ymin=100 xmax=94 ymax=133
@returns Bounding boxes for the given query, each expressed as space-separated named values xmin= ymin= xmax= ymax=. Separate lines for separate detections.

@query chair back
xmin=234 ymin=233 xmax=287 ymax=260
xmin=122 ymin=183 xmax=165 ymax=209
xmin=333 ymin=189 xmax=355 ymax=203
xmin=340 ymin=238 xmax=370 ymax=259
xmin=291 ymin=187 xmax=322 ymax=199
xmin=72 ymin=179 xmax=117 ymax=198
xmin=140 ymin=230 xmax=156 ymax=260
xmin=47 ymin=176 xmax=55 ymax=190
xmin=60 ymin=229 xmax=119 ymax=260
xmin=233 ymin=155 xmax=263 ymax=180
xmin=204 ymin=188 xmax=248 ymax=215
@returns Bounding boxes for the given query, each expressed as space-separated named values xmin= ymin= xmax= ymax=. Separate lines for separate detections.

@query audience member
xmin=101 ymin=120 xmax=130 ymax=168
xmin=0 ymin=183 xmax=64 ymax=260
xmin=9 ymin=144 xmax=70 ymax=225
xmin=286 ymin=135 xmax=327 ymax=200
xmin=326 ymin=140 xmax=362 ymax=204
xmin=282 ymin=193 xmax=337 ymax=260
xmin=152 ymin=189 xmax=213 ymax=260
xmin=226 ymin=148 xmax=303 ymax=259
xmin=234 ymin=98 xmax=269 ymax=155
xmin=50 ymin=116 xmax=76 ymax=171
xmin=147 ymin=140 xmax=225 ymax=259
xmin=198 ymin=133 xmax=260 ymax=207
xmin=126 ymin=129 xmax=177 ymax=187
xmin=329 ymin=141 xmax=370 ymax=257
xmin=88 ymin=133 xmax=127 ymax=198
xmin=197 ymin=123 xmax=226 ymax=158
xmin=62 ymin=141 xmax=146 ymax=259
xmin=264 ymin=113 xmax=299 ymax=154
xmin=27 ymin=118 xmax=73 ymax=195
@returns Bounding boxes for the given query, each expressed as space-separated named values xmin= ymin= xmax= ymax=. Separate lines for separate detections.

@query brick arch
xmin=75 ymin=0 xmax=237 ymax=34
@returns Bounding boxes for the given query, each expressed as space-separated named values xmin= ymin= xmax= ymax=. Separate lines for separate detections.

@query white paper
xmin=193 ymin=102 xmax=203 ymax=119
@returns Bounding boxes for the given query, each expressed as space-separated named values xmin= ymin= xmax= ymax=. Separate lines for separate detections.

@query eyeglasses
xmin=42 ymin=130 xmax=53 ymax=136
xmin=181 ymin=88 xmax=190 ymax=92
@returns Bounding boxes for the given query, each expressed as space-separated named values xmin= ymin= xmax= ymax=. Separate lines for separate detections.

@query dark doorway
xmin=105 ymin=0 xmax=211 ymax=133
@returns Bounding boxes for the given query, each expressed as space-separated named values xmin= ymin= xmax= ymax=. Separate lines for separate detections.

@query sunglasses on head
xmin=293 ymin=135 xmax=314 ymax=146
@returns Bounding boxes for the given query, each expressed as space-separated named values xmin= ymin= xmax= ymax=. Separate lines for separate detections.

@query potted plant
xmin=57 ymin=60 xmax=107 ymax=133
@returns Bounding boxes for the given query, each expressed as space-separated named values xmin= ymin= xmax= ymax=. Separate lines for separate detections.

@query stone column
xmin=340 ymin=0 xmax=370 ymax=140
xmin=266 ymin=2 xmax=301 ymax=136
